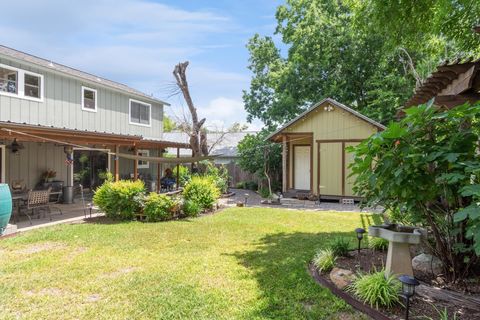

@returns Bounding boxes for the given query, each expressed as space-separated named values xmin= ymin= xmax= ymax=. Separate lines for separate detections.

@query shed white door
xmin=294 ymin=146 xmax=310 ymax=190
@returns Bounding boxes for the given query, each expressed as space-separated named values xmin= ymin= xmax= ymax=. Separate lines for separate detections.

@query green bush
xmin=347 ymin=270 xmax=401 ymax=309
xmin=330 ymin=237 xmax=350 ymax=257
xmin=258 ymin=187 xmax=272 ymax=198
xmin=202 ymin=161 xmax=229 ymax=194
xmin=183 ymin=200 xmax=202 ymax=217
xmin=93 ymin=180 xmax=145 ymax=220
xmin=313 ymin=248 xmax=336 ymax=272
xmin=143 ymin=193 xmax=176 ymax=221
xmin=244 ymin=181 xmax=258 ymax=191
xmin=183 ymin=176 xmax=220 ymax=210
xmin=178 ymin=165 xmax=191 ymax=187
xmin=368 ymin=236 xmax=389 ymax=251
xmin=235 ymin=181 xmax=245 ymax=189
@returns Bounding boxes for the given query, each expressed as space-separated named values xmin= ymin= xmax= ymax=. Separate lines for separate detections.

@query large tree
xmin=243 ymin=0 xmax=480 ymax=128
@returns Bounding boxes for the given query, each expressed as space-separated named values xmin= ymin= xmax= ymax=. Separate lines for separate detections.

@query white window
xmin=24 ymin=73 xmax=41 ymax=99
xmin=137 ymin=149 xmax=149 ymax=168
xmin=0 ymin=65 xmax=18 ymax=95
xmin=0 ymin=64 xmax=43 ymax=101
xmin=129 ymin=99 xmax=151 ymax=126
xmin=81 ymin=86 xmax=97 ymax=112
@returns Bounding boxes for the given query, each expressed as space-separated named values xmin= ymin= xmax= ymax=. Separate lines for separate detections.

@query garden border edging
xmin=308 ymin=263 xmax=391 ymax=320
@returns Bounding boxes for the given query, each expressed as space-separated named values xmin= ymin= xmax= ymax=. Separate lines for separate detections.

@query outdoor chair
xmin=74 ymin=184 xmax=95 ymax=218
xmin=24 ymin=188 xmax=60 ymax=225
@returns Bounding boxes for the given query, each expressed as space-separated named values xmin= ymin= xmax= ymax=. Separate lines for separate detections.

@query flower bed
xmin=310 ymin=247 xmax=480 ymax=319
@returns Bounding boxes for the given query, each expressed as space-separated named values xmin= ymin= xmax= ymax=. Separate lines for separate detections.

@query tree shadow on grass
xmin=231 ymin=231 xmax=359 ymax=319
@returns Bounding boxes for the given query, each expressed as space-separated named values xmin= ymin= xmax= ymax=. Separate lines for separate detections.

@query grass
xmin=0 ymin=207 xmax=371 ymax=320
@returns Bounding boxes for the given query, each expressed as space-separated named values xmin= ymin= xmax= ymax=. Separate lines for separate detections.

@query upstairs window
xmin=81 ymin=86 xmax=97 ymax=112
xmin=0 ymin=64 xmax=43 ymax=101
xmin=129 ymin=99 xmax=151 ymax=126
xmin=24 ymin=73 xmax=41 ymax=98
xmin=0 ymin=65 xmax=18 ymax=94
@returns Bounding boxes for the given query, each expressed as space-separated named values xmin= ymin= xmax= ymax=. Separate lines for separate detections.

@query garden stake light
xmin=244 ymin=193 xmax=249 ymax=206
xmin=398 ymin=275 xmax=419 ymax=320
xmin=355 ymin=228 xmax=365 ymax=255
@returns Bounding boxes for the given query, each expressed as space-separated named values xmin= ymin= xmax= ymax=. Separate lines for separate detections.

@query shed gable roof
xmin=267 ymin=98 xmax=385 ymax=141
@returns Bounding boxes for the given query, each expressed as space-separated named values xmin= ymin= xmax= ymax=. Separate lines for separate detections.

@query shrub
xmin=178 ymin=165 xmax=191 ymax=187
xmin=143 ymin=193 xmax=176 ymax=221
xmin=93 ymin=180 xmax=145 ymax=220
xmin=258 ymin=187 xmax=272 ymax=198
xmin=202 ymin=161 xmax=229 ymax=194
xmin=244 ymin=181 xmax=258 ymax=191
xmin=347 ymin=270 xmax=401 ymax=309
xmin=313 ymin=248 xmax=336 ymax=272
xmin=330 ymin=237 xmax=351 ymax=257
xmin=183 ymin=176 xmax=220 ymax=210
xmin=368 ymin=236 xmax=389 ymax=251
xmin=235 ymin=181 xmax=245 ymax=189
xmin=183 ymin=200 xmax=202 ymax=217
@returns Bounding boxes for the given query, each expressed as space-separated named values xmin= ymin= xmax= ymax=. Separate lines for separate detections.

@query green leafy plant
xmin=425 ymin=306 xmax=458 ymax=320
xmin=177 ymin=165 xmax=191 ymax=187
xmin=93 ymin=180 xmax=145 ymax=220
xmin=143 ymin=193 xmax=176 ymax=222
xmin=244 ymin=181 xmax=258 ymax=191
xmin=235 ymin=181 xmax=245 ymax=189
xmin=313 ymin=248 xmax=336 ymax=273
xmin=183 ymin=200 xmax=202 ymax=217
xmin=330 ymin=237 xmax=351 ymax=257
xmin=200 ymin=161 xmax=230 ymax=194
xmin=350 ymin=102 xmax=480 ymax=281
xmin=183 ymin=176 xmax=220 ymax=210
xmin=368 ymin=236 xmax=389 ymax=251
xmin=258 ymin=187 xmax=272 ymax=199
xmin=347 ymin=270 xmax=401 ymax=309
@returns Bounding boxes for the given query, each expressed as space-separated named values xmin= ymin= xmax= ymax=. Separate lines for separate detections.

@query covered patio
xmin=0 ymin=121 xmax=192 ymax=229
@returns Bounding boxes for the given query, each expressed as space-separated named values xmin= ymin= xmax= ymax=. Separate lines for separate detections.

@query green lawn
xmin=0 ymin=207 xmax=375 ymax=320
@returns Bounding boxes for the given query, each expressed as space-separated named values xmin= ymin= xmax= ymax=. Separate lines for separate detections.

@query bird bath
xmin=368 ymin=224 xmax=423 ymax=276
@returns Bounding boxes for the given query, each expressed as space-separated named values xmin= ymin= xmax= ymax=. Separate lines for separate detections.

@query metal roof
xmin=266 ymin=98 xmax=385 ymax=141
xmin=0 ymin=45 xmax=169 ymax=106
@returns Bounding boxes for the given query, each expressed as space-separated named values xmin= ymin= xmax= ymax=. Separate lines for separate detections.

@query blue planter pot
xmin=0 ymin=184 xmax=13 ymax=235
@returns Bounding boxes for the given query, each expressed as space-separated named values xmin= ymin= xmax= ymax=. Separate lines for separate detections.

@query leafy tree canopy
xmin=243 ymin=0 xmax=480 ymax=128
xmin=163 ymin=114 xmax=177 ymax=132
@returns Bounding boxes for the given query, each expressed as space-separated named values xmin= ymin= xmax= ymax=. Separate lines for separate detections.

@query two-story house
xmin=0 ymin=45 xmax=189 ymax=193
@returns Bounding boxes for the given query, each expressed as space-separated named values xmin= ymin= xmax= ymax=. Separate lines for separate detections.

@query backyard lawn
xmin=0 ymin=207 xmax=374 ymax=320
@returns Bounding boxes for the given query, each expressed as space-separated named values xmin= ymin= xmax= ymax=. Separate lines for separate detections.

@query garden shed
xmin=267 ymin=98 xmax=384 ymax=200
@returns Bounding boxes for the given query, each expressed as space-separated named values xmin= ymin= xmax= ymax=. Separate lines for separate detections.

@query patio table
xmin=11 ymin=192 xmax=28 ymax=223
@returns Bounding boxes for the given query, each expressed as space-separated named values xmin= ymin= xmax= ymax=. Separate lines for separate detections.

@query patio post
xmin=282 ymin=135 xmax=287 ymax=193
xmin=157 ymin=148 xmax=161 ymax=193
xmin=133 ymin=146 xmax=138 ymax=181
xmin=176 ymin=147 xmax=180 ymax=190
xmin=114 ymin=145 xmax=119 ymax=182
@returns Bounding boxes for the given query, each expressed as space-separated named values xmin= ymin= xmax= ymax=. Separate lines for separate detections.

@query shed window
xmin=82 ymin=86 xmax=97 ymax=112
xmin=0 ymin=66 xmax=18 ymax=94
xmin=129 ymin=99 xmax=151 ymax=126
xmin=24 ymin=73 xmax=41 ymax=98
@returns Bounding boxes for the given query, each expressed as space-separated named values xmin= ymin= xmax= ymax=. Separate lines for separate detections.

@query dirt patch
xmin=16 ymin=242 xmax=67 ymax=255
xmin=85 ymin=294 xmax=101 ymax=303
xmin=24 ymin=287 xmax=68 ymax=297
xmin=103 ymin=267 xmax=139 ymax=278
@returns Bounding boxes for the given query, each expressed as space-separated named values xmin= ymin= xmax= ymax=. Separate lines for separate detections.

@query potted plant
xmin=42 ymin=170 xmax=57 ymax=183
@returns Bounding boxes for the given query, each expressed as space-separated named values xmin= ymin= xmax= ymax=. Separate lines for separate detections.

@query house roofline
xmin=0 ymin=45 xmax=170 ymax=106
xmin=266 ymin=98 xmax=385 ymax=141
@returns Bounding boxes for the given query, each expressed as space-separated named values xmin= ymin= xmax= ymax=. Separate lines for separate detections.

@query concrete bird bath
xmin=368 ymin=224 xmax=423 ymax=276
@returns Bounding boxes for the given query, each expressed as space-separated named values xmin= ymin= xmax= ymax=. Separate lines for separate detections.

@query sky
xmin=0 ymin=0 xmax=282 ymax=131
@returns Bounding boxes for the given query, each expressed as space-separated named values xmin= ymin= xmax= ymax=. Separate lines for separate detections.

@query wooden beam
xmin=133 ymin=146 xmax=138 ymax=181
xmin=282 ymin=135 xmax=287 ymax=193
xmin=114 ymin=145 xmax=119 ymax=182
xmin=176 ymin=148 xmax=180 ymax=189
xmin=157 ymin=149 xmax=161 ymax=193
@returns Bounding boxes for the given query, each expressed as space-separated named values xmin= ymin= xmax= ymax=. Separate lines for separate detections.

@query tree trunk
xmin=173 ymin=62 xmax=206 ymax=157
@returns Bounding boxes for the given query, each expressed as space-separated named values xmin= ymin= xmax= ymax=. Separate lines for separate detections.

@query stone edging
xmin=308 ymin=263 xmax=391 ymax=320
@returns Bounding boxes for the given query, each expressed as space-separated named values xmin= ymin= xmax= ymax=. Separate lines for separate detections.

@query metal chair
xmin=75 ymin=184 xmax=94 ymax=218
xmin=25 ymin=188 xmax=52 ymax=224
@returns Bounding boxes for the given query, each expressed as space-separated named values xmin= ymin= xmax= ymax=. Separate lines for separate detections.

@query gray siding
xmin=4 ymin=141 xmax=68 ymax=189
xmin=0 ymin=57 xmax=163 ymax=138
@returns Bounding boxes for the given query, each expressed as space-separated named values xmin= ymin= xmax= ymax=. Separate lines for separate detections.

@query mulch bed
xmin=310 ymin=248 xmax=480 ymax=319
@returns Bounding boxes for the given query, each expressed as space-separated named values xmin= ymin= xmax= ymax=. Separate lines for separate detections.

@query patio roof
xmin=405 ymin=57 xmax=480 ymax=109
xmin=0 ymin=121 xmax=191 ymax=149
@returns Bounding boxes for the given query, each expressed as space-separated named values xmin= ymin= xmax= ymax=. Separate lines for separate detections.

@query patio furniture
xmin=11 ymin=192 xmax=28 ymax=223
xmin=74 ymin=184 xmax=94 ymax=218
xmin=24 ymin=188 xmax=61 ymax=225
